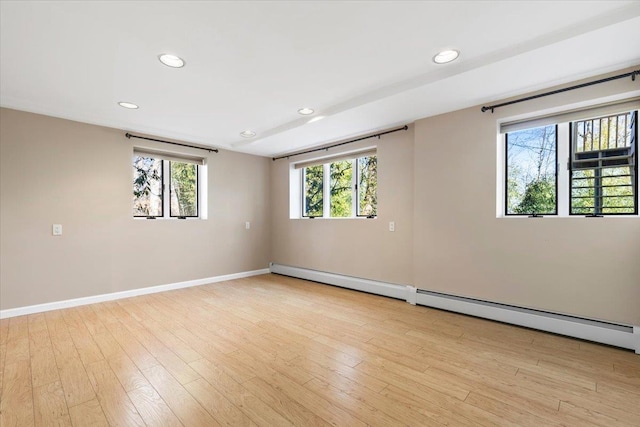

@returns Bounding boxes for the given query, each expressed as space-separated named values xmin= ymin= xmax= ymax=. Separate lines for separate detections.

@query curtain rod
xmin=481 ymin=69 xmax=640 ymax=113
xmin=125 ymin=133 xmax=219 ymax=153
xmin=272 ymin=125 xmax=409 ymax=161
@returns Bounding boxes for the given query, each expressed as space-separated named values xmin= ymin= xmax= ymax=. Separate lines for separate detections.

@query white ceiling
xmin=1 ymin=1 xmax=639 ymax=157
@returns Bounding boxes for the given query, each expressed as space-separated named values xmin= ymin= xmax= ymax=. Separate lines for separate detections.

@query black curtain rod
xmin=481 ymin=69 xmax=640 ymax=113
xmin=272 ymin=125 xmax=409 ymax=161
xmin=125 ymin=133 xmax=219 ymax=153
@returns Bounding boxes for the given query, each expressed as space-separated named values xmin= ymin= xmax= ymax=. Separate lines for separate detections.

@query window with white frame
xmin=299 ymin=152 xmax=377 ymax=218
xmin=502 ymin=102 xmax=638 ymax=217
xmin=132 ymin=149 xmax=205 ymax=218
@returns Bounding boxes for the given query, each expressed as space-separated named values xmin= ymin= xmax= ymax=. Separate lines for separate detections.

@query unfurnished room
xmin=0 ymin=1 xmax=639 ymax=426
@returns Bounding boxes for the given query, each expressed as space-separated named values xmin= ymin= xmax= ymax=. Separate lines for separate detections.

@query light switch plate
xmin=52 ymin=224 xmax=62 ymax=236
xmin=245 ymin=221 xmax=251 ymax=230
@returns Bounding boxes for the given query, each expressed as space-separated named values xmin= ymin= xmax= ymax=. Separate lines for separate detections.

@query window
xmin=501 ymin=104 xmax=638 ymax=217
xmin=301 ymin=152 xmax=377 ymax=218
xmin=133 ymin=150 xmax=204 ymax=218
xmin=505 ymin=125 xmax=557 ymax=215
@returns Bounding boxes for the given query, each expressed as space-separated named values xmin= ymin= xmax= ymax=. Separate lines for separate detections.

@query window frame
xmin=300 ymin=153 xmax=377 ymax=219
xmin=499 ymin=106 xmax=639 ymax=218
xmin=568 ymin=110 xmax=638 ymax=216
xmin=504 ymin=124 xmax=559 ymax=217
xmin=169 ymin=161 xmax=200 ymax=218
xmin=132 ymin=151 xmax=204 ymax=220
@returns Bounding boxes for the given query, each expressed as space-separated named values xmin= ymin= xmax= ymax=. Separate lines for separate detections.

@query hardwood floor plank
xmin=189 ymin=358 xmax=294 ymax=427
xmin=241 ymin=376 xmax=329 ymax=426
xmin=184 ymin=378 xmax=253 ymax=426
xmin=33 ymin=380 xmax=72 ymax=427
xmin=379 ymin=383 xmax=501 ymax=427
xmin=68 ymin=398 xmax=109 ymax=427
xmin=128 ymin=384 xmax=182 ymax=427
xmin=558 ymin=400 xmax=624 ymax=427
xmin=54 ymin=354 xmax=96 ymax=407
xmin=304 ymin=377 xmax=421 ymax=426
xmin=106 ymin=353 xmax=150 ymax=392
xmin=0 ymin=360 xmax=34 ymax=427
xmin=142 ymin=364 xmax=219 ymax=427
xmin=464 ymin=391 xmax=554 ymax=427
xmin=30 ymin=345 xmax=59 ymax=388
xmin=85 ymin=359 xmax=145 ymax=427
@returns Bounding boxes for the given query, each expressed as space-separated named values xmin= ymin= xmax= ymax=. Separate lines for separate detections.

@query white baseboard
xmin=0 ymin=268 xmax=270 ymax=319
xmin=269 ymin=263 xmax=416 ymax=303
xmin=270 ymin=263 xmax=639 ymax=353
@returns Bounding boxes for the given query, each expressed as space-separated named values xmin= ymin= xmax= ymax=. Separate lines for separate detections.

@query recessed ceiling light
xmin=118 ymin=102 xmax=139 ymax=109
xmin=240 ymin=130 xmax=256 ymax=138
xmin=308 ymin=115 xmax=326 ymax=123
xmin=433 ymin=49 xmax=459 ymax=64
xmin=297 ymin=107 xmax=314 ymax=115
xmin=158 ymin=54 xmax=185 ymax=68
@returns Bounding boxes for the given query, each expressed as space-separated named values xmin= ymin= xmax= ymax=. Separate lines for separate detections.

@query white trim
xmin=0 ymin=268 xmax=270 ymax=319
xmin=269 ymin=263 xmax=638 ymax=351
xmin=269 ymin=263 xmax=416 ymax=304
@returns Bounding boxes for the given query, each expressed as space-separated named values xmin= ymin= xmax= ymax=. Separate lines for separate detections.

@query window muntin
xmin=570 ymin=111 xmax=637 ymax=215
xmin=303 ymin=164 xmax=323 ymax=217
xmin=505 ymin=125 xmax=558 ymax=215
xmin=133 ymin=156 xmax=164 ymax=217
xmin=301 ymin=154 xmax=377 ymax=218
xmin=357 ymin=155 xmax=377 ymax=217
xmin=170 ymin=161 xmax=198 ymax=217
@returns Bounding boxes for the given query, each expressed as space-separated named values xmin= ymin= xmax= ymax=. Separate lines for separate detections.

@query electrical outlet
xmin=245 ymin=221 xmax=251 ymax=230
xmin=389 ymin=221 xmax=395 ymax=232
xmin=52 ymin=224 xmax=63 ymax=236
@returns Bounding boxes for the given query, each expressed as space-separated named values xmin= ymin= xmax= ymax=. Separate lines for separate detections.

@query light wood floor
xmin=0 ymin=274 xmax=638 ymax=426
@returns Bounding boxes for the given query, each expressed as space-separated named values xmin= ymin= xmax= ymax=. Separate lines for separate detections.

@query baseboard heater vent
xmin=269 ymin=263 xmax=639 ymax=353
xmin=416 ymin=289 xmax=637 ymax=352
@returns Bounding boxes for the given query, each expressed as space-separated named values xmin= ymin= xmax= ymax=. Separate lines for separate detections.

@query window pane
xmin=506 ymin=126 xmax=557 ymax=215
xmin=133 ymin=156 xmax=163 ymax=216
xmin=571 ymin=112 xmax=636 ymax=215
xmin=330 ymin=160 xmax=353 ymax=217
xmin=170 ymin=161 xmax=198 ymax=217
xmin=304 ymin=165 xmax=323 ymax=217
xmin=358 ymin=155 xmax=377 ymax=216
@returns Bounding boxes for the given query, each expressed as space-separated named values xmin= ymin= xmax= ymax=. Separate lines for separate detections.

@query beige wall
xmin=0 ymin=108 xmax=271 ymax=310
xmin=413 ymin=70 xmax=640 ymax=326
xmin=270 ymin=69 xmax=640 ymax=326
xmin=270 ymin=127 xmax=415 ymax=285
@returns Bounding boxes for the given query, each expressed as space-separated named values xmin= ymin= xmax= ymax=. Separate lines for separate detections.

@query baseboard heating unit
xmin=269 ymin=263 xmax=639 ymax=353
